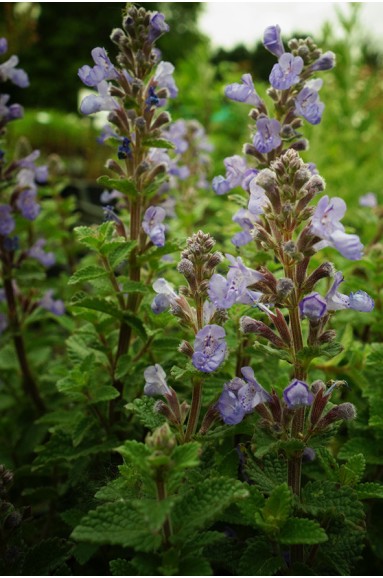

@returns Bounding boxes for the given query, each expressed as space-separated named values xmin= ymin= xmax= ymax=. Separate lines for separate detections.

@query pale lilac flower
xmin=208 ymin=255 xmax=263 ymax=309
xmin=142 ymin=206 xmax=166 ymax=247
xmin=242 ymin=169 xmax=259 ymax=192
xmin=217 ymin=368 xmax=270 ymax=425
xmin=263 ymin=25 xmax=285 ymax=58
xmin=192 ymin=324 xmax=226 ymax=373
xmin=0 ymin=94 xmax=23 ymax=122
xmin=299 ymin=292 xmax=327 ymax=320
xmin=359 ymin=192 xmax=377 ymax=208
xmin=240 ymin=366 xmax=272 ymax=404
xmin=18 ymin=150 xmax=48 ymax=183
xmin=212 ymin=155 xmax=248 ymax=195
xmin=225 ymin=73 xmax=262 ymax=106
xmin=349 ymin=291 xmax=374 ymax=312
xmin=80 ymin=80 xmax=119 ymax=115
xmin=148 ymin=12 xmax=170 ymax=43
xmin=329 ymin=229 xmax=363 ymax=261
xmin=39 ymin=290 xmax=65 ymax=316
xmin=28 ymin=239 xmax=55 ymax=267
xmin=0 ymin=38 xmax=7 ymax=55
xmin=248 ymin=180 xmax=269 ymax=215
xmin=325 ymin=272 xmax=350 ymax=311
xmin=151 ymin=278 xmax=178 ymax=314
xmin=97 ymin=123 xmax=119 ymax=144
xmin=253 ymin=117 xmax=281 ymax=154
xmin=231 ymin=208 xmax=259 ymax=246
xmin=308 ymin=51 xmax=336 ymax=72
xmin=295 ymin=79 xmax=325 ymax=125
xmin=153 ymin=61 xmax=178 ymax=98
xmin=283 ymin=379 xmax=313 ymax=408
xmin=144 ymin=364 xmax=170 ymax=396
xmin=100 ymin=189 xmax=123 ymax=204
xmin=203 ymin=301 xmax=216 ymax=325
xmin=16 ymin=189 xmax=40 ymax=221
xmin=0 ymin=55 xmax=29 ymax=87
xmin=78 ymin=47 xmax=118 ymax=87
xmin=269 ymin=53 xmax=303 ymax=90
xmin=0 ymin=205 xmax=15 ymax=236
xmin=165 ymin=120 xmax=188 ymax=154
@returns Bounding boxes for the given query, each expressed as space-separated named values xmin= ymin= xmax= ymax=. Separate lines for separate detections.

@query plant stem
xmin=2 ymin=259 xmax=45 ymax=413
xmin=156 ymin=474 xmax=172 ymax=547
xmin=184 ymin=380 xmax=203 ymax=442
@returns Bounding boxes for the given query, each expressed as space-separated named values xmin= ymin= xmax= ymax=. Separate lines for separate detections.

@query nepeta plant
xmin=0 ymin=39 xmax=63 ymax=413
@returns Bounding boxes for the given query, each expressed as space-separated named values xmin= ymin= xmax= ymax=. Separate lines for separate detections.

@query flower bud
xmin=318 ymin=329 xmax=337 ymax=343
xmin=240 ymin=316 xmax=286 ymax=348
xmin=289 ymin=139 xmax=309 ymax=151
xmin=302 ymin=262 xmax=334 ymax=292
xmin=105 ymin=159 xmax=125 ymax=176
xmin=153 ymin=400 xmax=178 ymax=424
xmin=110 ymin=28 xmax=125 ymax=45
xmin=304 ymin=175 xmax=325 ymax=196
xmin=316 ymin=403 xmax=357 ymax=429
xmin=145 ymin=423 xmax=177 ymax=454
xmin=178 ymin=340 xmax=194 ymax=358
xmin=276 ymin=278 xmax=294 ymax=300
xmin=151 ymin=111 xmax=171 ymax=130
xmin=294 ymin=167 xmax=312 ymax=190
xmin=256 ymin=169 xmax=277 ymax=192
xmin=135 ymin=117 xmax=146 ymax=132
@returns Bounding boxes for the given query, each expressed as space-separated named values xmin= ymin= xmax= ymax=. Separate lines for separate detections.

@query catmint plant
xmin=0 ymin=40 xmax=64 ymax=413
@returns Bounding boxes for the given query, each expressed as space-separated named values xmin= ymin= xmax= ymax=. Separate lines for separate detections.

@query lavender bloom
xmin=225 ymin=73 xmax=262 ymax=106
xmin=0 ymin=38 xmax=8 ymax=55
xmin=242 ymin=168 xmax=259 ymax=192
xmin=39 ymin=290 xmax=65 ymax=316
xmin=348 ymin=291 xmax=374 ymax=312
xmin=153 ymin=61 xmax=178 ymax=99
xmin=253 ymin=117 xmax=281 ymax=154
xmin=299 ymin=292 xmax=327 ymax=320
xmin=97 ymin=123 xmax=119 ymax=144
xmin=18 ymin=150 xmax=48 ymax=184
xmin=28 ymin=239 xmax=55 ymax=267
xmin=192 ymin=324 xmax=227 ymax=373
xmin=295 ymin=79 xmax=325 ymax=125
xmin=151 ymin=278 xmax=178 ymax=314
xmin=330 ymin=229 xmax=363 ymax=261
xmin=269 ymin=53 xmax=303 ymax=90
xmin=142 ymin=206 xmax=166 ymax=247
xmin=241 ymin=366 xmax=272 ymax=404
xmin=217 ymin=368 xmax=270 ymax=425
xmin=303 ymin=447 xmax=316 ymax=462
xmin=231 ymin=208 xmax=259 ymax=246
xmin=208 ymin=255 xmax=263 ymax=309
xmin=0 ymin=55 xmax=29 ymax=87
xmin=0 ymin=205 xmax=15 ymax=236
xmin=80 ymin=80 xmax=119 ymax=115
xmin=248 ymin=180 xmax=268 ymax=215
xmin=0 ymin=94 xmax=23 ymax=122
xmin=283 ymin=379 xmax=313 ymax=408
xmin=16 ymin=189 xmax=40 ymax=221
xmin=309 ymin=51 xmax=336 ymax=72
xmin=325 ymin=271 xmax=350 ymax=311
xmin=148 ymin=12 xmax=170 ymax=42
xmin=359 ymin=192 xmax=377 ymax=208
xmin=263 ymin=25 xmax=285 ymax=58
xmin=165 ymin=120 xmax=188 ymax=154
xmin=78 ymin=47 xmax=118 ymax=87
xmin=143 ymin=364 xmax=170 ymax=396
xmin=100 ymin=189 xmax=123 ymax=204
xmin=212 ymin=155 xmax=248 ymax=195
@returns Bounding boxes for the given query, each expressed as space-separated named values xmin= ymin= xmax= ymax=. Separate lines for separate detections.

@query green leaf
xmin=118 ymin=278 xmax=149 ymax=294
xmin=122 ymin=311 xmax=147 ymax=340
xmin=255 ymin=483 xmax=292 ymax=532
xmin=70 ymin=292 xmax=122 ymax=320
xmin=244 ymin=453 xmax=288 ymax=493
xmin=339 ymin=453 xmax=366 ymax=486
xmin=125 ymin=398 xmax=165 ymax=429
xmin=252 ymin=341 xmax=292 ymax=362
xmin=171 ymin=443 xmax=201 ymax=471
xmin=21 ymin=538 xmax=72 ymax=576
xmin=239 ymin=539 xmax=284 ymax=576
xmin=71 ymin=500 xmax=168 ymax=552
xmin=356 ymin=482 xmax=383 ymax=500
xmin=98 ymin=175 xmax=139 ymax=198
xmin=171 ymin=477 xmax=249 ymax=543
xmin=89 ymin=385 xmax=119 ymax=404
xmin=279 ymin=517 xmax=328 ymax=545
xmin=110 ymin=559 xmax=136 ymax=576
xmin=142 ymin=137 xmax=175 ymax=150
xmin=68 ymin=265 xmax=108 ymax=285
xmin=338 ymin=437 xmax=383 ymax=465
xmin=115 ymin=440 xmax=153 ymax=478
xmin=100 ymin=240 xmax=136 ymax=269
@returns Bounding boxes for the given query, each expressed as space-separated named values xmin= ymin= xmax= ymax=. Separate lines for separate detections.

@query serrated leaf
xmin=125 ymin=398 xmax=165 ymax=429
xmin=171 ymin=443 xmax=201 ymax=471
xmin=98 ymin=175 xmax=139 ymax=198
xmin=143 ymin=137 xmax=175 ymax=149
xmin=339 ymin=453 xmax=366 ymax=486
xmin=279 ymin=517 xmax=328 ymax=545
xmin=338 ymin=437 xmax=383 ymax=465
xmin=68 ymin=265 xmax=108 ymax=285
xmin=252 ymin=341 xmax=292 ymax=362
xmin=100 ymin=240 xmax=136 ymax=269
xmin=171 ymin=478 xmax=249 ymax=543
xmin=89 ymin=385 xmax=119 ymax=403
xmin=21 ymin=538 xmax=72 ymax=576
xmin=239 ymin=539 xmax=284 ymax=576
xmin=244 ymin=453 xmax=288 ymax=493
xmin=115 ymin=440 xmax=153 ymax=477
xmin=119 ymin=278 xmax=149 ymax=294
xmin=255 ymin=483 xmax=292 ymax=531
xmin=356 ymin=482 xmax=383 ymax=500
xmin=70 ymin=293 xmax=122 ymax=320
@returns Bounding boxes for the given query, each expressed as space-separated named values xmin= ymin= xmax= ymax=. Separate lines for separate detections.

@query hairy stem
xmin=184 ymin=380 xmax=203 ymax=442
xmin=156 ymin=474 xmax=172 ymax=547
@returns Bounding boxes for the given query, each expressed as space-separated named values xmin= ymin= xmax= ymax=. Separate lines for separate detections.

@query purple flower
xmin=153 ymin=61 xmax=178 ymax=99
xmin=329 ymin=229 xmax=363 ymax=261
xmin=224 ymin=73 xmax=262 ymax=107
xmin=192 ymin=324 xmax=227 ymax=373
xmin=97 ymin=123 xmax=119 ymax=144
xmin=148 ymin=12 xmax=170 ymax=43
xmin=0 ymin=38 xmax=8 ymax=55
xmin=231 ymin=208 xmax=259 ymax=246
xmin=212 ymin=155 xmax=248 ymax=195
xmin=208 ymin=255 xmax=263 ymax=309
xmin=0 ymin=55 xmax=29 ymax=87
xmin=299 ymin=292 xmax=327 ymax=320
xmin=151 ymin=278 xmax=178 ymax=314
xmin=217 ymin=368 xmax=270 ymax=425
xmin=18 ymin=150 xmax=48 ymax=184
xmin=242 ymin=168 xmax=259 ymax=192
xmin=248 ymin=180 xmax=268 ymax=215
xmin=28 ymin=239 xmax=55 ymax=267
xmin=309 ymin=51 xmax=336 ymax=72
xmin=0 ymin=95 xmax=23 ymax=123
xmin=143 ymin=364 xmax=170 ymax=396
xmin=165 ymin=120 xmax=188 ymax=154
xmin=39 ymin=290 xmax=65 ymax=316
xmin=142 ymin=206 xmax=166 ymax=247
xmin=349 ymin=291 xmax=374 ymax=312
xmin=16 ymin=189 xmax=40 ymax=221
xmin=325 ymin=272 xmax=350 ymax=311
xmin=100 ymin=189 xmax=123 ymax=204
xmin=295 ymin=79 xmax=325 ymax=125
xmin=117 ymin=137 xmax=132 ymax=159
xmin=283 ymin=379 xmax=313 ymax=408
xmin=78 ymin=47 xmax=118 ymax=87
xmin=359 ymin=192 xmax=377 ymax=208
xmin=0 ymin=205 xmax=15 ymax=236
xmin=80 ymin=80 xmax=119 ymax=115
xmin=253 ymin=117 xmax=281 ymax=154
xmin=263 ymin=25 xmax=285 ymax=58
xmin=269 ymin=53 xmax=303 ymax=90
